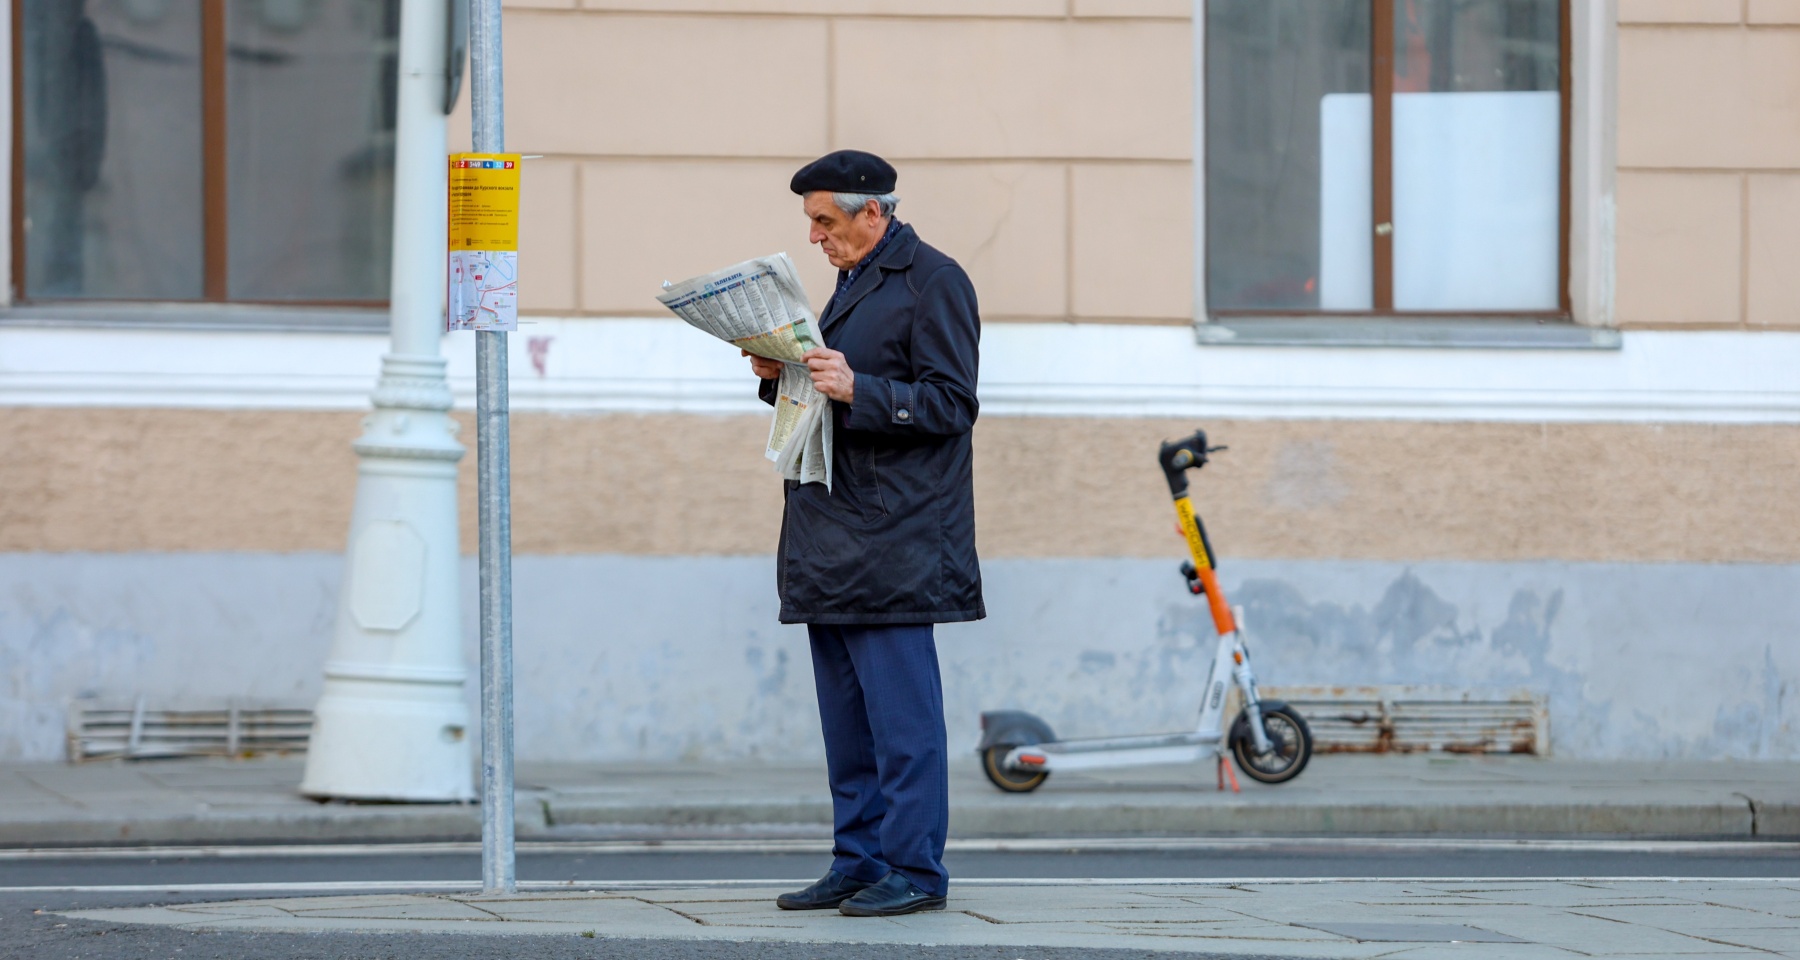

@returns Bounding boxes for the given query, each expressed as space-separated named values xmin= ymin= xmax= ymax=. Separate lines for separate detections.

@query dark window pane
xmin=225 ymin=0 xmax=397 ymax=301
xmin=1206 ymin=0 xmax=1369 ymax=312
xmin=1394 ymin=0 xmax=1560 ymax=94
xmin=22 ymin=0 xmax=205 ymax=300
xmin=1391 ymin=0 xmax=1560 ymax=310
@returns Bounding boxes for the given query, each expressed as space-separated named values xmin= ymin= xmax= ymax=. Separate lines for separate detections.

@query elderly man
xmin=744 ymin=150 xmax=982 ymax=917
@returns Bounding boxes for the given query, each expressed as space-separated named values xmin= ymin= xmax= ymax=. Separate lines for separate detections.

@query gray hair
xmin=833 ymin=192 xmax=900 ymax=218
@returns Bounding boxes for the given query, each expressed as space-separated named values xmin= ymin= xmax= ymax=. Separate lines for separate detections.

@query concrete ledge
xmin=3 ymin=797 xmax=1776 ymax=847
xmin=547 ymin=791 xmax=1767 ymax=840
xmin=7 ymin=321 xmax=1795 ymax=423
xmin=950 ymin=800 xmax=1759 ymax=839
xmin=1752 ymin=799 xmax=1800 ymax=837
xmin=0 ymin=803 xmax=549 ymax=848
xmin=5 ymin=756 xmax=1797 ymax=848
xmin=547 ymin=798 xmax=831 ymax=828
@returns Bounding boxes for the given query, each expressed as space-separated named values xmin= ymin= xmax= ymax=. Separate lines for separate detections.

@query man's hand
xmin=742 ymin=349 xmax=782 ymax=380
xmin=803 ymin=347 xmax=855 ymax=403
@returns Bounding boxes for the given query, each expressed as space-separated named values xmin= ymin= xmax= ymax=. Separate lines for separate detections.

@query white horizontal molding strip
xmin=3 ymin=319 xmax=1798 ymax=423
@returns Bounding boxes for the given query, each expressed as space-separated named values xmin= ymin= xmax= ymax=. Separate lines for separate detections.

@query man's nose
xmin=810 ymin=227 xmax=827 ymax=245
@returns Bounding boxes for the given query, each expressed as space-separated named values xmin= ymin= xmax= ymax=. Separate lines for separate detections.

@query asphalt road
xmin=5 ymin=841 xmax=1796 ymax=960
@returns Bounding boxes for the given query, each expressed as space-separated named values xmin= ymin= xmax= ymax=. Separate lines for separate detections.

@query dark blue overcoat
xmin=760 ymin=222 xmax=984 ymax=625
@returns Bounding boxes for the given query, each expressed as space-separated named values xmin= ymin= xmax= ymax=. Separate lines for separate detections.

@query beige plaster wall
xmin=5 ymin=408 xmax=1796 ymax=564
xmin=481 ymin=1 xmax=1800 ymax=331
xmin=463 ymin=3 xmax=1195 ymax=325
xmin=1617 ymin=5 xmax=1800 ymax=328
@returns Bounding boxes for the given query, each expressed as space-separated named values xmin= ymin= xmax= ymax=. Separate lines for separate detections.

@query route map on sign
xmin=446 ymin=153 xmax=521 ymax=331
xmin=449 ymin=250 xmax=518 ymax=331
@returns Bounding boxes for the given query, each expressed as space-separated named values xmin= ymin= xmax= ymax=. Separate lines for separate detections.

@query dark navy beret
xmin=790 ymin=150 xmax=897 ymax=195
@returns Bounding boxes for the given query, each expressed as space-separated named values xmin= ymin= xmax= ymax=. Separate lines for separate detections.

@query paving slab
xmin=62 ymin=879 xmax=1800 ymax=957
xmin=4 ymin=754 xmax=1799 ymax=846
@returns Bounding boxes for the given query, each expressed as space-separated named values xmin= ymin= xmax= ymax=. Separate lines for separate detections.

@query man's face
xmin=805 ymin=192 xmax=886 ymax=270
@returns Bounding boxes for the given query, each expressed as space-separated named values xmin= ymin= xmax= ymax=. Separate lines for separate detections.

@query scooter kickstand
xmin=1216 ymin=753 xmax=1240 ymax=793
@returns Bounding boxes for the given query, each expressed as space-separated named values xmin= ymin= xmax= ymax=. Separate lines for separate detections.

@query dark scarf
xmin=833 ymin=217 xmax=902 ymax=303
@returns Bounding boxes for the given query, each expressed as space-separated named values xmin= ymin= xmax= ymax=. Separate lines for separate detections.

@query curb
xmin=8 ymin=797 xmax=1797 ymax=847
xmin=0 ymin=803 xmax=549 ymax=848
xmin=949 ymin=800 xmax=1765 ymax=838
xmin=546 ymin=798 xmax=831 ymax=829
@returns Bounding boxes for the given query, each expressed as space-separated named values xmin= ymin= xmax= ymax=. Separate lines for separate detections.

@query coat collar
xmin=821 ymin=222 xmax=919 ymax=333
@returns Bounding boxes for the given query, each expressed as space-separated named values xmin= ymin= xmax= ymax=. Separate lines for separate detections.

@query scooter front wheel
xmin=981 ymin=746 xmax=1049 ymax=793
xmin=1231 ymin=705 xmax=1313 ymax=784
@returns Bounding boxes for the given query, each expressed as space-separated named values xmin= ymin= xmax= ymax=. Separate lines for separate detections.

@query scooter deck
xmin=1008 ymin=732 xmax=1224 ymax=774
xmin=1032 ymin=730 xmax=1222 ymax=755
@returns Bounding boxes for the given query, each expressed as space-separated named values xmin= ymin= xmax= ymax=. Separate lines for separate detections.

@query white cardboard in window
xmin=1320 ymin=91 xmax=1560 ymax=313
xmin=1319 ymin=93 xmax=1374 ymax=311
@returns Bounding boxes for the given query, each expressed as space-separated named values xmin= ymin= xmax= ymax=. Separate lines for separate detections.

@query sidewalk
xmin=64 ymin=878 xmax=1800 ymax=957
xmin=5 ymin=754 xmax=1799 ymax=846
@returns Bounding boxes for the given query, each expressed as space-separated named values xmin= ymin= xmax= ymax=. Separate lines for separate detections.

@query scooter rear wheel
xmin=981 ymin=746 xmax=1049 ymax=793
xmin=1231 ymin=705 xmax=1312 ymax=784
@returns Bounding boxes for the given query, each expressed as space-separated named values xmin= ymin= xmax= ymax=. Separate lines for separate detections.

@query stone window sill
xmin=0 ymin=303 xmax=388 ymax=334
xmin=1198 ymin=316 xmax=1621 ymax=350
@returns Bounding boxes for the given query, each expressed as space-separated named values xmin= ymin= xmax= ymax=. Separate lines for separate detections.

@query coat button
xmin=897 ymin=410 xmax=910 ymax=421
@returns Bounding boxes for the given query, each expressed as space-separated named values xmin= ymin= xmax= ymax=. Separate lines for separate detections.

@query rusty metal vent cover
xmin=1263 ymin=685 xmax=1549 ymax=756
xmin=66 ymin=699 xmax=312 ymax=763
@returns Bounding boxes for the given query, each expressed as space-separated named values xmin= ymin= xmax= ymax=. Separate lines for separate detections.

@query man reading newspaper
xmin=664 ymin=150 xmax=982 ymax=918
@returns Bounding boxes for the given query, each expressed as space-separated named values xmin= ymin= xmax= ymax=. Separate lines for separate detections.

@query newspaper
xmin=657 ymin=253 xmax=833 ymax=489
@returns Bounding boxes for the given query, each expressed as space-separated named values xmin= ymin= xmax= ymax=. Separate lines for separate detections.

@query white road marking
xmin=3 ymin=876 xmax=1797 ymax=894
xmin=1 ymin=837 xmax=1795 ymax=861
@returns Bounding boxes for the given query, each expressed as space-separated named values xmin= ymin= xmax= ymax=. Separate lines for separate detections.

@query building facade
xmin=2 ymin=0 xmax=1796 ymax=763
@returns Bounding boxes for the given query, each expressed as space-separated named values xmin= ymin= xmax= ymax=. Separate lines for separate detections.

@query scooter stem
xmin=1175 ymin=494 xmax=1237 ymax=636
xmin=1161 ymin=430 xmax=1238 ymax=636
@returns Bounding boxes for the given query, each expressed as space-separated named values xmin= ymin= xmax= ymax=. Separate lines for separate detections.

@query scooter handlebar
xmin=1158 ymin=430 xmax=1226 ymax=499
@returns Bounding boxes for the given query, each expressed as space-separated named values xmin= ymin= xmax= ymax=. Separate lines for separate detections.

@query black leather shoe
xmin=776 ymin=870 xmax=875 ymax=910
xmin=839 ymin=872 xmax=946 ymax=917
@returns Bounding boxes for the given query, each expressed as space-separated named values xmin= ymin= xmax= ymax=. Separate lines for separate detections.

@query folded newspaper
xmin=657 ymin=253 xmax=833 ymax=489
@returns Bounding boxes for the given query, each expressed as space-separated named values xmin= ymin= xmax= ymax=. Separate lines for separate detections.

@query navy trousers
xmin=807 ymin=623 xmax=949 ymax=897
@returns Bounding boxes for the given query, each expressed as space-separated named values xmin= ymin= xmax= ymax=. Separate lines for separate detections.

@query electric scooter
xmin=977 ymin=429 xmax=1313 ymax=792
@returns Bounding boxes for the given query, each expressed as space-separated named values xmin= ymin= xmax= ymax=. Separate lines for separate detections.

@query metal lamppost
xmin=468 ymin=0 xmax=517 ymax=897
xmin=300 ymin=0 xmax=473 ymax=803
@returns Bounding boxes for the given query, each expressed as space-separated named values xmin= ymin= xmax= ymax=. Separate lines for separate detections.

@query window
xmin=1205 ymin=0 xmax=1568 ymax=316
xmin=13 ymin=0 xmax=400 ymax=304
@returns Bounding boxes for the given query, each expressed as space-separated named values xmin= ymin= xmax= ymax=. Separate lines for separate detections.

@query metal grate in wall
xmin=66 ymin=699 xmax=313 ymax=763
xmin=1264 ymin=686 xmax=1550 ymax=756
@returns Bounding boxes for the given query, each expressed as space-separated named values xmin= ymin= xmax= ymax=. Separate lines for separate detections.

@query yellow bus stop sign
xmin=447 ymin=153 xmax=520 ymax=331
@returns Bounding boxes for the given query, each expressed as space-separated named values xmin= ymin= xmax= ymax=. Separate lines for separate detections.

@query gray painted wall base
xmin=2 ymin=553 xmax=1794 ymax=762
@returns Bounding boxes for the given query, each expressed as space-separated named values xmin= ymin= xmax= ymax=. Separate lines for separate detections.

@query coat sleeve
xmin=843 ymin=264 xmax=980 ymax=437
xmin=758 ymin=374 xmax=778 ymax=407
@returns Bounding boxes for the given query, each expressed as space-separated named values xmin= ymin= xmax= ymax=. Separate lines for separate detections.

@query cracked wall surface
xmin=3 ymin=553 xmax=1793 ymax=761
